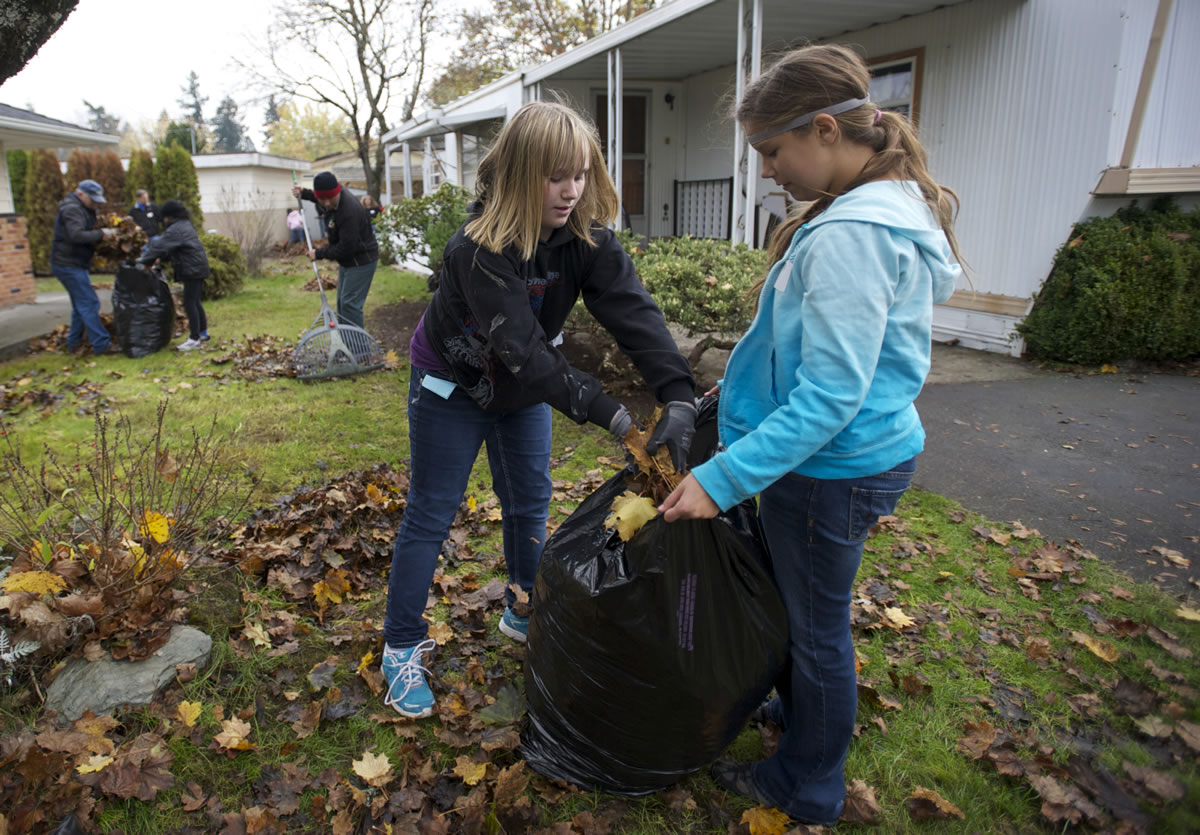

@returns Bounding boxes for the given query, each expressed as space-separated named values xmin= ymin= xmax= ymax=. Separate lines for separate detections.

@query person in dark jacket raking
xmin=377 ymin=101 xmax=697 ymax=720
xmin=138 ymin=200 xmax=211 ymax=350
xmin=129 ymin=189 xmax=162 ymax=239
xmin=292 ymin=171 xmax=379 ymax=328
xmin=51 ymin=179 xmax=117 ymax=355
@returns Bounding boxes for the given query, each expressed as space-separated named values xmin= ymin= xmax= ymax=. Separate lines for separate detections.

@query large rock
xmin=45 ymin=626 xmax=212 ymax=722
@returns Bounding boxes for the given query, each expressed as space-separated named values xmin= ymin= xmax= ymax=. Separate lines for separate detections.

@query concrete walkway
xmin=2 ymin=296 xmax=1196 ymax=596
xmin=0 ymin=287 xmax=112 ymax=360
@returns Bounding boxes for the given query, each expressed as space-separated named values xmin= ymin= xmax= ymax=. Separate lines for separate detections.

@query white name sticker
xmin=774 ymin=261 xmax=793 ymax=293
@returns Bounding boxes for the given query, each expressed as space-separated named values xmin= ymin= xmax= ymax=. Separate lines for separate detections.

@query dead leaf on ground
xmin=1069 ymin=630 xmax=1119 ymax=663
xmin=905 ymin=786 xmax=965 ymax=820
xmin=351 ymin=751 xmax=394 ymax=788
xmin=740 ymin=805 xmax=792 ymax=835
xmin=840 ymin=779 xmax=882 ymax=825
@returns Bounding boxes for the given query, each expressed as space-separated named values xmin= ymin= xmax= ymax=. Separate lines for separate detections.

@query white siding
xmin=0 ymin=142 xmax=12 ymax=214
xmin=1131 ymin=0 xmax=1200 ymax=168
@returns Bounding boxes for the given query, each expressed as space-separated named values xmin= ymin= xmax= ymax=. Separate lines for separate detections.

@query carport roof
xmin=0 ymin=102 xmax=119 ymax=150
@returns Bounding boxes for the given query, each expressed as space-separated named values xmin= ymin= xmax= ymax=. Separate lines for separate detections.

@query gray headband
xmin=746 ymin=96 xmax=870 ymax=144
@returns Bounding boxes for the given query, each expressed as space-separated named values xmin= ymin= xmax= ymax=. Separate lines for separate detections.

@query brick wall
xmin=0 ymin=214 xmax=36 ymax=308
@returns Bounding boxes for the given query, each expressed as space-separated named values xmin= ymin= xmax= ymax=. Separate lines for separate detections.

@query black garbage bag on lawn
xmin=519 ymin=398 xmax=789 ymax=794
xmin=112 ymin=264 xmax=175 ymax=358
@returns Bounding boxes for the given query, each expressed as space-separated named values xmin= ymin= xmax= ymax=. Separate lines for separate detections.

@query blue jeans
xmin=383 ymin=368 xmax=553 ymax=648
xmin=288 ymin=228 xmax=304 ymax=244
xmin=751 ymin=457 xmax=916 ymax=825
xmin=336 ymin=260 xmax=376 ymax=328
xmin=52 ymin=263 xmax=111 ymax=353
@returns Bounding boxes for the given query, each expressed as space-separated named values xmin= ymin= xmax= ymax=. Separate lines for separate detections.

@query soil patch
xmin=367 ymin=300 xmax=661 ymax=420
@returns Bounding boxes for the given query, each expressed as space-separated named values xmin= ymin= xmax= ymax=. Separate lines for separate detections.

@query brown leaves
xmin=1027 ymin=775 xmax=1103 ymax=825
xmin=621 ymin=408 xmax=683 ymax=501
xmin=840 ymin=779 xmax=882 ymax=825
xmin=905 ymin=786 xmax=964 ymax=820
xmin=351 ymin=751 xmax=393 ymax=788
xmin=93 ymin=733 xmax=174 ymax=801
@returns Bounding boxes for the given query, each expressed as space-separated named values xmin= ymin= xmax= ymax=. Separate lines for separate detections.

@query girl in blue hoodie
xmin=659 ymin=44 xmax=963 ymax=825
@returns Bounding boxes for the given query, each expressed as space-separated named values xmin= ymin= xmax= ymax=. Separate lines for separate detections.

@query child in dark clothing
xmin=138 ymin=200 xmax=211 ymax=350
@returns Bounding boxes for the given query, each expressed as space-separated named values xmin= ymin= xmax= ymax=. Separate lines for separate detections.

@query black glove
xmin=646 ymin=400 xmax=697 ymax=472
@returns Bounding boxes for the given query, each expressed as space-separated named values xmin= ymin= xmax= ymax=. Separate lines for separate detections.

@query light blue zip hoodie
xmin=692 ymin=180 xmax=960 ymax=511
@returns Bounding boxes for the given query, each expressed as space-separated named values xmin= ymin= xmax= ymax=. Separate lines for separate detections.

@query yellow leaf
xmin=243 ymin=621 xmax=271 ymax=648
xmin=76 ymin=754 xmax=114 ymax=774
xmin=427 ymin=621 xmax=454 ymax=646
xmin=740 ymin=805 xmax=791 ymax=835
xmin=1174 ymin=606 xmax=1200 ymax=623
xmin=0 ymin=570 xmax=66 ymax=596
xmin=1100 ymin=363 xmax=1119 ymax=374
xmin=213 ymin=717 xmax=254 ymax=751
xmin=453 ymin=755 xmax=489 ymax=786
xmin=384 ymin=349 xmax=401 ymax=368
xmin=883 ymin=606 xmax=916 ymax=630
xmin=140 ymin=512 xmax=171 ymax=544
xmin=467 ymin=495 xmax=477 ymax=513
xmin=357 ymin=650 xmax=375 ymax=675
xmin=1070 ymin=630 xmax=1119 ymax=663
xmin=352 ymin=751 xmax=394 ymax=787
xmin=604 ymin=491 xmax=659 ymax=542
xmin=177 ymin=701 xmax=203 ymax=727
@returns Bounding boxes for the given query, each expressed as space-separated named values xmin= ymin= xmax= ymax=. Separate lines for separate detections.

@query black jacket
xmin=138 ymin=218 xmax=210 ymax=280
xmin=422 ymin=207 xmax=694 ymax=426
xmin=298 ymin=188 xmax=379 ymax=267
xmin=129 ymin=203 xmax=162 ymax=238
xmin=50 ymin=193 xmax=103 ymax=268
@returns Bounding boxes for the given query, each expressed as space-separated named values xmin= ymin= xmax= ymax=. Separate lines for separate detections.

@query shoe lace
xmin=384 ymin=638 xmax=435 ymax=707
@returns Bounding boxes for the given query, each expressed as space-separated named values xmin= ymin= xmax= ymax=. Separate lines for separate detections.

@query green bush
xmin=24 ymin=149 xmax=65 ymax=275
xmin=199 ymin=231 xmax=246 ymax=300
xmin=375 ymin=183 xmax=471 ymax=282
xmin=6 ymin=150 xmax=28 ymax=215
xmin=153 ymin=144 xmax=204 ymax=228
xmin=125 ymin=149 xmax=155 ymax=206
xmin=1018 ymin=199 xmax=1200 ymax=364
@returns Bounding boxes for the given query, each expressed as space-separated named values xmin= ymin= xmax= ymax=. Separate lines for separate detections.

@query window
xmin=593 ymin=93 xmax=648 ymax=218
xmin=868 ymin=47 xmax=924 ymax=123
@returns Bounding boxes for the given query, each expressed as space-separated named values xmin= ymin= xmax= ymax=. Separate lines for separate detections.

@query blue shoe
xmin=382 ymin=638 xmax=436 ymax=718
xmin=199 ymin=331 xmax=210 ymax=342
xmin=499 ymin=607 xmax=529 ymax=643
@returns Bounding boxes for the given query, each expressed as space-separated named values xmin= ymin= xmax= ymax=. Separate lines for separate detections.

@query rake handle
xmin=293 ymin=173 xmax=331 ymax=308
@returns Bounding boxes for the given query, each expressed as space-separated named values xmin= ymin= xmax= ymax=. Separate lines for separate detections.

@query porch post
xmin=424 ymin=136 xmax=434 ymax=188
xmin=454 ymin=130 xmax=465 ymax=187
xmin=607 ymin=47 xmax=624 ymax=231
xmin=384 ymin=143 xmax=393 ymax=205
xmin=403 ymin=141 xmax=414 ymax=199
xmin=731 ymin=0 xmax=763 ymax=246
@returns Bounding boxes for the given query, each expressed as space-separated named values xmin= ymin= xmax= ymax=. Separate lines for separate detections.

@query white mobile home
xmin=384 ymin=0 xmax=1199 ymax=354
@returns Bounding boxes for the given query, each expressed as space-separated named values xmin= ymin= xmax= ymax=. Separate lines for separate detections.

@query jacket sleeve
xmin=316 ymin=201 xmax=364 ymax=262
xmin=61 ymin=202 xmax=103 ymax=246
xmin=449 ymin=242 xmax=615 ymax=425
xmin=692 ymin=222 xmax=897 ymax=510
xmin=138 ymin=222 xmax=181 ymax=265
xmin=580 ymin=233 xmax=695 ymax=414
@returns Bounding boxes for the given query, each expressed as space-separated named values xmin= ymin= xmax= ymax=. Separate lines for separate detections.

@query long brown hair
xmin=738 ymin=43 xmax=963 ymax=272
xmin=468 ymin=101 xmax=619 ymax=261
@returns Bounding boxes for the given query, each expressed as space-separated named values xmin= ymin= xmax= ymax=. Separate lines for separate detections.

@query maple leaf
xmin=427 ymin=620 xmax=454 ymax=645
xmin=352 ymin=751 xmax=394 ymax=787
xmin=177 ymin=701 xmax=203 ymax=728
xmin=214 ymin=717 xmax=254 ymax=751
xmin=1069 ymin=630 xmax=1119 ymax=663
xmin=313 ymin=569 xmax=351 ymax=608
xmin=243 ymin=621 xmax=271 ymax=648
xmin=604 ymin=491 xmax=659 ymax=542
xmin=492 ymin=761 xmax=529 ymax=810
xmin=841 ymin=779 xmax=882 ymax=825
xmin=478 ymin=683 xmax=524 ymax=726
xmin=139 ymin=511 xmax=171 ymax=544
xmin=76 ymin=754 xmax=113 ymax=774
xmin=453 ymin=755 xmax=489 ymax=786
xmin=740 ymin=805 xmax=791 ymax=835
xmin=881 ymin=606 xmax=916 ymax=630
xmin=956 ymin=720 xmax=997 ymax=760
xmin=1175 ymin=605 xmax=1200 ymax=622
xmin=905 ymin=786 xmax=965 ymax=820
xmin=1 ymin=569 xmax=66 ymax=596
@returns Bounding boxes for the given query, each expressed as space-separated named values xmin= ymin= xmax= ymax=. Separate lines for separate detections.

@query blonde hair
xmin=467 ymin=101 xmax=619 ymax=261
xmin=738 ymin=44 xmax=963 ymax=270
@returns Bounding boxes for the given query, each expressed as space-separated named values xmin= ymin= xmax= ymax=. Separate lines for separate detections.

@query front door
xmin=594 ymin=92 xmax=648 ymax=237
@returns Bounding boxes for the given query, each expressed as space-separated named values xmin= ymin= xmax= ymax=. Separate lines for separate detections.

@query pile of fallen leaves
xmin=0 ymin=368 xmax=107 ymax=419
xmin=302 ymin=271 xmax=339 ymax=291
xmin=27 ymin=321 xmax=119 ymax=355
xmin=93 ymin=214 xmax=148 ymax=268
xmin=202 ymin=334 xmax=299 ymax=380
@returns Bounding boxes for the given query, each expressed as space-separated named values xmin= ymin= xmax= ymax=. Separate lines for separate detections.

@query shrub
xmin=23 ymin=149 xmax=65 ymax=275
xmin=0 ymin=404 xmax=254 ymax=664
xmin=125 ymin=149 xmax=155 ymax=205
xmin=6 ymin=150 xmax=28 ymax=215
xmin=153 ymin=143 xmax=204 ymax=227
xmin=214 ymin=187 xmax=277 ymax=276
xmin=1018 ymin=199 xmax=1200 ymax=364
xmin=375 ymin=183 xmax=471 ymax=285
xmin=199 ymin=231 xmax=246 ymax=300
xmin=64 ymin=149 xmax=125 ymax=216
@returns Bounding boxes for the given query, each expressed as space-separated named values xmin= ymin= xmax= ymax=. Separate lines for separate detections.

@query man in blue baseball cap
xmin=51 ymin=180 xmax=117 ymax=354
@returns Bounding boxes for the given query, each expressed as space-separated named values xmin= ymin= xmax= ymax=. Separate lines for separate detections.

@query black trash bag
xmin=519 ymin=397 xmax=788 ymax=795
xmin=112 ymin=264 xmax=175 ymax=358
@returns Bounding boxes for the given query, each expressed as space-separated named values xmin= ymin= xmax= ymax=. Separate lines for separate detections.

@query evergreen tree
xmin=6 ymin=150 xmax=29 ymax=215
xmin=153 ymin=143 xmax=203 ymax=227
xmin=125 ymin=149 xmax=155 ymax=205
xmin=177 ymin=71 xmax=209 ymax=153
xmin=82 ymin=99 xmax=121 ymax=134
xmin=212 ymin=96 xmax=254 ymax=152
xmin=24 ymin=149 xmax=65 ymax=274
xmin=95 ymin=150 xmax=127 ymax=215
xmin=263 ymin=93 xmax=281 ymax=145
xmin=65 ymin=149 xmax=100 ymax=190
xmin=163 ymin=121 xmax=204 ymax=154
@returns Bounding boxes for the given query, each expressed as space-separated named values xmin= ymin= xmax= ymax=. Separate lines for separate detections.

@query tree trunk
xmin=687 ymin=336 xmax=738 ymax=370
xmin=0 ymin=1 xmax=79 ymax=84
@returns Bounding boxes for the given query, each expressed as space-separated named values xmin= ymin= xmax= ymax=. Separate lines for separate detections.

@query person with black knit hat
xmin=138 ymin=200 xmax=211 ymax=350
xmin=292 ymin=171 xmax=379 ymax=328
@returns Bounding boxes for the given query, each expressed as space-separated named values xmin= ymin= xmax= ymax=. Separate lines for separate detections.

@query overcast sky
xmin=0 ymin=0 xmax=464 ymax=145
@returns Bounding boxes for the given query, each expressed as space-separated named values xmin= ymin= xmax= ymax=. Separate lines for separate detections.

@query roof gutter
xmin=0 ymin=116 xmax=120 ymax=146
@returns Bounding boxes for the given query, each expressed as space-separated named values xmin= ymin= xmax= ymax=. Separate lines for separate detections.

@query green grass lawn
xmin=1 ymin=258 xmax=1197 ymax=833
